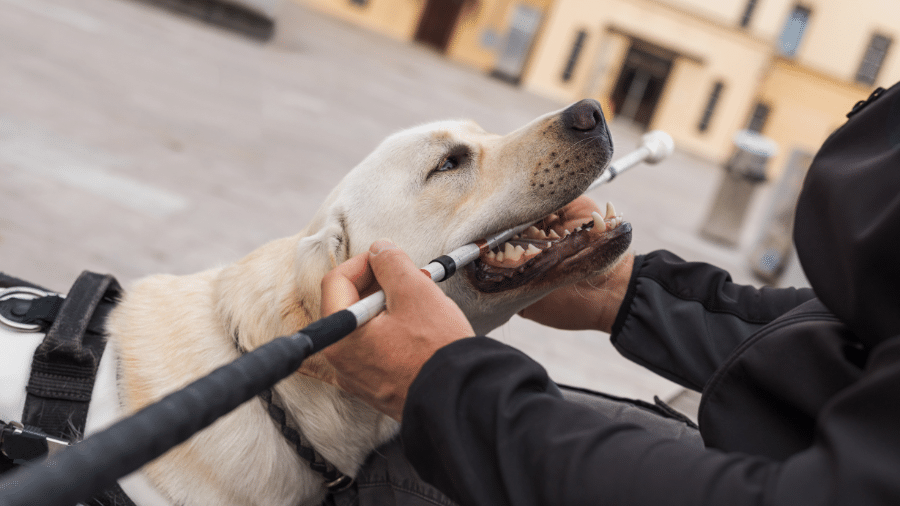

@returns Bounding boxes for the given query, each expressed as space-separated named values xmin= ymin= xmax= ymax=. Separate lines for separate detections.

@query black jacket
xmin=399 ymin=82 xmax=900 ymax=505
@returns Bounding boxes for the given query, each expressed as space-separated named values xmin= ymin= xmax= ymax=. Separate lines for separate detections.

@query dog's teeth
xmin=504 ymin=242 xmax=516 ymax=258
xmin=605 ymin=202 xmax=616 ymax=220
xmin=564 ymin=229 xmax=571 ymax=237
xmin=591 ymin=211 xmax=603 ymax=225
xmin=507 ymin=245 xmax=525 ymax=261
xmin=496 ymin=251 xmax=504 ymax=262
xmin=487 ymin=250 xmax=496 ymax=260
xmin=597 ymin=218 xmax=607 ymax=232
xmin=547 ymin=229 xmax=560 ymax=239
xmin=574 ymin=226 xmax=582 ymax=233
xmin=538 ymin=228 xmax=547 ymax=238
xmin=525 ymin=244 xmax=541 ymax=257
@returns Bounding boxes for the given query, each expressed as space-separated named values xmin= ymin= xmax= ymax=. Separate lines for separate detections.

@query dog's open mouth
xmin=467 ymin=201 xmax=632 ymax=293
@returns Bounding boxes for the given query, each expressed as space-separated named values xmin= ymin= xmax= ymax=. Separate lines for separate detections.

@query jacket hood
xmin=794 ymin=82 xmax=900 ymax=349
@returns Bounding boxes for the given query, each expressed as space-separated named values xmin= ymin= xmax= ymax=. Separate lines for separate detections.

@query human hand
xmin=320 ymin=240 xmax=474 ymax=421
xmin=518 ymin=197 xmax=634 ymax=334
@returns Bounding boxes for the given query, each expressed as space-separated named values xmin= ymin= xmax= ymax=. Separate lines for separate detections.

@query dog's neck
xmin=214 ymin=234 xmax=315 ymax=349
xmin=213 ymin=233 xmax=399 ymax=476
xmin=110 ymin=233 xmax=397 ymax=505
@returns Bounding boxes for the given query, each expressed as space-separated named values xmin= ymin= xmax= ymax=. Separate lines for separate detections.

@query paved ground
xmin=0 ymin=0 xmax=810 ymax=418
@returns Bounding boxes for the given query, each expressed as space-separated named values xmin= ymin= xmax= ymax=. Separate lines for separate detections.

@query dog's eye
xmin=437 ymin=156 xmax=459 ymax=173
xmin=429 ymin=146 xmax=471 ymax=179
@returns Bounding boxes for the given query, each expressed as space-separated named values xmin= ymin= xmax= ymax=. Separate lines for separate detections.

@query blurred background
xmin=1 ymin=0 xmax=897 ymax=418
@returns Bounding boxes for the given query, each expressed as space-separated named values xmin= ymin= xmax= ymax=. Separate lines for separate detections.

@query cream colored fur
xmin=104 ymin=105 xmax=615 ymax=505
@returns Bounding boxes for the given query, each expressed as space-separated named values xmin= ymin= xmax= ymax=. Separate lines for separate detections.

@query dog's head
xmin=298 ymin=99 xmax=631 ymax=334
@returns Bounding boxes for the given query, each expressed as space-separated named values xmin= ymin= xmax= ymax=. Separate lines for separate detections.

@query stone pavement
xmin=0 ymin=0 xmax=808 ymax=418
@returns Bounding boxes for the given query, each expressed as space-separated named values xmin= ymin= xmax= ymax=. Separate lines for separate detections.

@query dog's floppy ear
xmin=294 ymin=207 xmax=351 ymax=299
xmin=215 ymin=206 xmax=351 ymax=353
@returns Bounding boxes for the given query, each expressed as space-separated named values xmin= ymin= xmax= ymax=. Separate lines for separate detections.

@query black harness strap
xmin=258 ymin=388 xmax=353 ymax=492
xmin=22 ymin=272 xmax=121 ymax=440
xmin=16 ymin=271 xmax=137 ymax=506
xmin=233 ymin=340 xmax=354 ymax=494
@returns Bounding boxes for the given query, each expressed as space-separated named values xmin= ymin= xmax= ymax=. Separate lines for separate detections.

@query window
xmin=747 ymin=102 xmax=771 ymax=133
xmin=856 ymin=34 xmax=892 ymax=86
xmin=779 ymin=5 xmax=811 ymax=57
xmin=740 ymin=0 xmax=758 ymax=28
xmin=561 ymin=30 xmax=588 ymax=82
xmin=698 ymin=81 xmax=725 ymax=133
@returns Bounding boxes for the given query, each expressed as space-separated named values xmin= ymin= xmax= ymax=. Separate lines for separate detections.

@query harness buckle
xmin=324 ymin=474 xmax=355 ymax=493
xmin=0 ymin=420 xmax=70 ymax=464
xmin=0 ymin=286 xmax=64 ymax=332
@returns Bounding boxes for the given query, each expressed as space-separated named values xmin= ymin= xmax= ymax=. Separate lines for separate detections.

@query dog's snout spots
xmin=532 ymin=151 xmax=585 ymax=196
xmin=523 ymin=99 xmax=614 ymax=204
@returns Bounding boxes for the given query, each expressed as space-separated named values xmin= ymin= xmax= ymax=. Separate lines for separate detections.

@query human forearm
xmin=402 ymin=336 xmax=900 ymax=506
xmin=401 ymin=337 xmax=776 ymax=506
xmin=611 ymin=250 xmax=817 ymax=390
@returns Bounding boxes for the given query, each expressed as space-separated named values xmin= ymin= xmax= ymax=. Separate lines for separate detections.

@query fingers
xmin=320 ymin=240 xmax=474 ymax=420
xmin=367 ymin=240 xmax=437 ymax=311
xmin=323 ymin=238 xmax=459 ymax=323
xmin=321 ymin=252 xmax=375 ymax=317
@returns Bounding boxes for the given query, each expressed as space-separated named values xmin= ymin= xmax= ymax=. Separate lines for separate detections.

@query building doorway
xmin=610 ymin=43 xmax=673 ymax=128
xmin=414 ymin=0 xmax=465 ymax=52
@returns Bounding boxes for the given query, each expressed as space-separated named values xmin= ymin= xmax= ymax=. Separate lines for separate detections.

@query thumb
xmin=368 ymin=239 xmax=433 ymax=305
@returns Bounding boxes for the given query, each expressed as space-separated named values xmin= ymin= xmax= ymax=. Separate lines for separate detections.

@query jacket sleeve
xmin=400 ymin=336 xmax=900 ymax=506
xmin=612 ymin=250 xmax=816 ymax=391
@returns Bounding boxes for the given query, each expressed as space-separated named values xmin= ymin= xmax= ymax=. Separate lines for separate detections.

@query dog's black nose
xmin=562 ymin=99 xmax=606 ymax=133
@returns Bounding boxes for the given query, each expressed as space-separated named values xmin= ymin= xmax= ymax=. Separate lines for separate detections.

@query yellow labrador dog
xmin=1 ymin=99 xmax=631 ymax=505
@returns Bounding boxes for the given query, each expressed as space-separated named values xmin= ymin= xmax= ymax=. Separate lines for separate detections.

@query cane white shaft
xmin=347 ymin=130 xmax=674 ymax=327
xmin=589 ymin=130 xmax=674 ymax=191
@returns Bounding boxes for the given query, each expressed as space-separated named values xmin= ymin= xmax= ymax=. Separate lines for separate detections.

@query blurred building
xmin=300 ymin=0 xmax=554 ymax=82
xmin=302 ymin=0 xmax=898 ymax=176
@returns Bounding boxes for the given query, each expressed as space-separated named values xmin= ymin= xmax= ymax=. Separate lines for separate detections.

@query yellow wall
xmin=661 ymin=0 xmax=747 ymax=25
xmin=518 ymin=0 xmax=900 ymax=173
xmin=303 ymin=0 xmax=900 ymax=178
xmin=789 ymin=0 xmax=900 ymax=87
xmin=578 ymin=31 xmax=630 ymax=120
xmin=756 ymin=58 xmax=873 ymax=176
xmin=446 ymin=0 xmax=555 ymax=72
xmin=300 ymin=0 xmax=556 ymax=75
xmin=521 ymin=0 xmax=771 ymax=162
xmin=746 ymin=0 xmax=792 ymax=40
xmin=446 ymin=0 xmax=505 ymax=69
